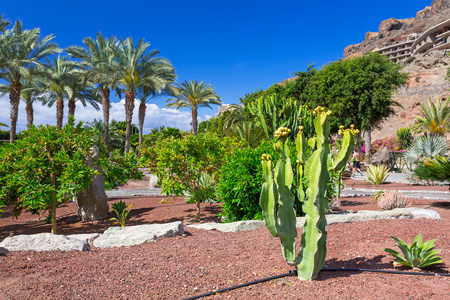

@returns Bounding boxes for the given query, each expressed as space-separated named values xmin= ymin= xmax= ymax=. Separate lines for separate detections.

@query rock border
xmin=0 ymin=208 xmax=440 ymax=252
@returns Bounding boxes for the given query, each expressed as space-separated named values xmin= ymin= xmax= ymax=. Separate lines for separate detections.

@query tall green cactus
xmin=260 ymin=108 xmax=357 ymax=280
xmin=247 ymin=94 xmax=314 ymax=141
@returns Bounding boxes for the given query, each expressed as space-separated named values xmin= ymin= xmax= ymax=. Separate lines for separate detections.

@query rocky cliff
xmin=344 ymin=0 xmax=450 ymax=58
xmin=343 ymin=0 xmax=450 ymax=141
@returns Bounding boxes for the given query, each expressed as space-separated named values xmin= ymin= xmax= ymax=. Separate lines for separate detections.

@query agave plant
xmin=365 ymin=164 xmax=389 ymax=186
xmin=403 ymin=135 xmax=449 ymax=164
xmin=109 ymin=202 xmax=134 ymax=227
xmin=376 ymin=190 xmax=407 ymax=210
xmin=383 ymin=234 xmax=443 ymax=269
xmin=184 ymin=172 xmax=217 ymax=220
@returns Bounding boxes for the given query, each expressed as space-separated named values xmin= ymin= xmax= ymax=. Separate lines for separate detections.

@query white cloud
xmin=0 ymin=95 xmax=192 ymax=134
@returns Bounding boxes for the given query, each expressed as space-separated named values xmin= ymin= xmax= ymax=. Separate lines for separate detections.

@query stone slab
xmin=0 ymin=233 xmax=90 ymax=252
xmin=93 ymin=221 xmax=184 ymax=248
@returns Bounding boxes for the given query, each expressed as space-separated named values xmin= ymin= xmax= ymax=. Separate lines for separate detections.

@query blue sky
xmin=0 ymin=0 xmax=431 ymax=133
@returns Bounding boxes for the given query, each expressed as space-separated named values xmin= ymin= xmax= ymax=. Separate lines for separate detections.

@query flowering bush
xmin=370 ymin=137 xmax=402 ymax=154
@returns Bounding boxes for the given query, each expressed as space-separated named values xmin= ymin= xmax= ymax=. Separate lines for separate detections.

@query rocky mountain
xmin=343 ymin=0 xmax=450 ymax=141
xmin=344 ymin=0 xmax=450 ymax=58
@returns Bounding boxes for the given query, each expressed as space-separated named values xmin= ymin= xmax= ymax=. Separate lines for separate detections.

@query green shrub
xmin=99 ymin=150 xmax=144 ymax=190
xmin=140 ymin=132 xmax=238 ymax=220
xmin=396 ymin=127 xmax=413 ymax=149
xmin=365 ymin=164 xmax=389 ymax=186
xmin=217 ymin=137 xmax=340 ymax=222
xmin=383 ymin=234 xmax=443 ymax=269
xmin=217 ymin=142 xmax=275 ymax=222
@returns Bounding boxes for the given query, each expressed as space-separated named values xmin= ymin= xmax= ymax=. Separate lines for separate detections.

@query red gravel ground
xmin=1 ymin=178 xmax=449 ymax=299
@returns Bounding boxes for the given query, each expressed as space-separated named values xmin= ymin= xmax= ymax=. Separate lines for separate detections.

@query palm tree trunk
xmin=192 ymin=107 xmax=198 ymax=136
xmin=124 ymin=92 xmax=135 ymax=153
xmin=9 ymin=81 xmax=22 ymax=143
xmin=25 ymin=103 xmax=34 ymax=129
xmin=56 ymin=98 xmax=64 ymax=129
xmin=138 ymin=102 xmax=146 ymax=145
xmin=364 ymin=129 xmax=371 ymax=164
xmin=101 ymin=88 xmax=110 ymax=151
xmin=68 ymin=97 xmax=76 ymax=125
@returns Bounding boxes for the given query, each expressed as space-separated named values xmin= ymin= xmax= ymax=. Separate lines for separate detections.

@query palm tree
xmin=114 ymin=37 xmax=176 ymax=152
xmin=67 ymin=71 xmax=101 ymax=123
xmin=85 ymin=118 xmax=125 ymax=151
xmin=412 ymin=97 xmax=450 ymax=136
xmin=39 ymin=55 xmax=75 ymax=128
xmin=137 ymin=84 xmax=176 ymax=146
xmin=166 ymin=80 xmax=222 ymax=135
xmin=0 ymin=16 xmax=9 ymax=32
xmin=66 ymin=33 xmax=121 ymax=150
xmin=222 ymin=104 xmax=245 ymax=132
xmin=19 ymin=76 xmax=45 ymax=128
xmin=0 ymin=20 xmax=59 ymax=142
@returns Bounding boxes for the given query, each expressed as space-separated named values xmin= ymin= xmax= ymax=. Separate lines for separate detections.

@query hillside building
xmin=375 ymin=18 xmax=450 ymax=62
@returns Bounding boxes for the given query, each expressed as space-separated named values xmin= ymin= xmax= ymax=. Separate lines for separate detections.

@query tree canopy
xmin=309 ymin=52 xmax=408 ymax=132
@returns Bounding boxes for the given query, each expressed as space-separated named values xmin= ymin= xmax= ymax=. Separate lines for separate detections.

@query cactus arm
xmin=260 ymin=158 xmax=280 ymax=237
xmin=308 ymin=137 xmax=316 ymax=150
xmin=296 ymin=129 xmax=306 ymax=203
xmin=331 ymin=130 xmax=354 ymax=172
xmin=297 ymin=112 xmax=330 ymax=280
xmin=275 ymin=140 xmax=297 ymax=264
xmin=331 ymin=129 xmax=354 ymax=199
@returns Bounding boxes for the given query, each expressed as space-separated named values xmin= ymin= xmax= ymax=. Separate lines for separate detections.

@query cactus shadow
xmin=316 ymin=255 xmax=392 ymax=280
xmin=430 ymin=202 xmax=450 ymax=210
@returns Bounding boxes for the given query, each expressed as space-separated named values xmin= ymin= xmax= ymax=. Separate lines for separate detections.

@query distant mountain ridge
xmin=341 ymin=0 xmax=450 ymax=141
xmin=344 ymin=0 xmax=450 ymax=58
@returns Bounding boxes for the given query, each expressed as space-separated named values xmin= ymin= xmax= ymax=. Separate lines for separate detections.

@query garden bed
xmin=0 ymin=178 xmax=449 ymax=299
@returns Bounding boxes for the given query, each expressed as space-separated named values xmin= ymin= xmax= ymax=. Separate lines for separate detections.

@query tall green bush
xmin=217 ymin=140 xmax=278 ymax=222
xmin=396 ymin=127 xmax=413 ymax=150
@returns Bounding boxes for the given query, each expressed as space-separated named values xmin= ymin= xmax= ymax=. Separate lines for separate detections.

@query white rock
xmin=410 ymin=208 xmax=441 ymax=219
xmin=93 ymin=221 xmax=184 ymax=248
xmin=67 ymin=233 xmax=100 ymax=245
xmin=187 ymin=220 xmax=265 ymax=232
xmin=0 ymin=233 xmax=90 ymax=252
xmin=148 ymin=175 xmax=158 ymax=188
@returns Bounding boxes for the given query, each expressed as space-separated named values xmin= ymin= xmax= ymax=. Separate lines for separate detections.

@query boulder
xmin=93 ymin=221 xmax=184 ymax=248
xmin=371 ymin=145 xmax=391 ymax=166
xmin=76 ymin=145 xmax=109 ymax=221
xmin=148 ymin=175 xmax=158 ymax=188
xmin=0 ymin=233 xmax=90 ymax=252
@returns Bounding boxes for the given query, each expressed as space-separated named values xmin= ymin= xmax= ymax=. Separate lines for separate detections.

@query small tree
xmin=140 ymin=133 xmax=237 ymax=219
xmin=309 ymin=52 xmax=408 ymax=163
xmin=0 ymin=121 xmax=98 ymax=233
